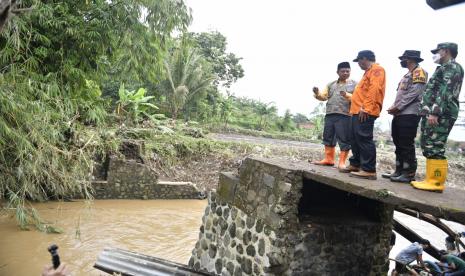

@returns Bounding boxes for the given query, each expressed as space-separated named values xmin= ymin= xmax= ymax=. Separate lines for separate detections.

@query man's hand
xmin=427 ymin=114 xmax=439 ymax=126
xmin=387 ymin=106 xmax=400 ymax=115
xmin=359 ymin=108 xmax=368 ymax=122
xmin=42 ymin=263 xmax=70 ymax=276
xmin=339 ymin=91 xmax=346 ymax=97
xmin=312 ymin=87 xmax=319 ymax=94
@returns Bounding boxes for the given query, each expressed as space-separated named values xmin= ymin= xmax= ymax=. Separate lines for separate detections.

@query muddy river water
xmin=0 ymin=200 xmax=207 ymax=275
xmin=0 ymin=200 xmax=464 ymax=276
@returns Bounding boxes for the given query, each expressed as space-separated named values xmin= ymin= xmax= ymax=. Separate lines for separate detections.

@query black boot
xmin=391 ymin=160 xmax=417 ymax=183
xmin=382 ymin=159 xmax=402 ymax=179
xmin=390 ymin=172 xmax=415 ymax=183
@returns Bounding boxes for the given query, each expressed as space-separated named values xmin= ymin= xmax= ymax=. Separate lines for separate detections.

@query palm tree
xmin=162 ymin=44 xmax=214 ymax=119
xmin=256 ymin=102 xmax=277 ymax=130
xmin=220 ymin=94 xmax=237 ymax=127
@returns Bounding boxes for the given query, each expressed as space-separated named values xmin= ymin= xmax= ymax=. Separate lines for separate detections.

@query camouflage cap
xmin=431 ymin=42 xmax=458 ymax=54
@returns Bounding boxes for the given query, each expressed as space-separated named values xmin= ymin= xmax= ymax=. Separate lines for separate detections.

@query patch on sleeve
xmin=412 ymin=68 xmax=427 ymax=84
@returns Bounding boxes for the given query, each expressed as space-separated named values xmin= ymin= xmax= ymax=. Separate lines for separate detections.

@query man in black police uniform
xmin=383 ymin=50 xmax=428 ymax=183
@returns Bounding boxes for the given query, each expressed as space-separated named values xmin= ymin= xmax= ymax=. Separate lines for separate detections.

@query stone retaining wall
xmin=189 ymin=192 xmax=278 ymax=275
xmin=91 ymin=157 xmax=204 ymax=199
xmin=189 ymin=157 xmax=393 ymax=275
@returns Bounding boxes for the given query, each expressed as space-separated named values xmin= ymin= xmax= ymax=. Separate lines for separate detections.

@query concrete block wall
xmin=91 ymin=157 xmax=204 ymax=199
xmin=189 ymin=157 xmax=393 ymax=275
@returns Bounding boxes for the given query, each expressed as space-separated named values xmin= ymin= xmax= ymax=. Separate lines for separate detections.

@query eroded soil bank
xmin=161 ymin=133 xmax=465 ymax=192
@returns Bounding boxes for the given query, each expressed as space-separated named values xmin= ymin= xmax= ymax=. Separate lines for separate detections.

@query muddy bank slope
xmin=155 ymin=133 xmax=465 ymax=192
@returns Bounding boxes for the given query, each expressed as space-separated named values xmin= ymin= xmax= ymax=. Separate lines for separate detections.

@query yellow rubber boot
xmin=411 ymin=159 xmax=447 ymax=193
xmin=312 ymin=146 xmax=335 ymax=166
xmin=338 ymin=150 xmax=350 ymax=171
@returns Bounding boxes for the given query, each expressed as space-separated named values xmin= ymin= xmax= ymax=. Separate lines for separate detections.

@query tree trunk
xmin=393 ymin=218 xmax=441 ymax=260
xmin=396 ymin=207 xmax=465 ymax=251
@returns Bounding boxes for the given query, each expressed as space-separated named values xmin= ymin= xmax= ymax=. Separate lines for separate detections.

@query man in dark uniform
xmin=383 ymin=50 xmax=428 ymax=183
xmin=411 ymin=43 xmax=464 ymax=192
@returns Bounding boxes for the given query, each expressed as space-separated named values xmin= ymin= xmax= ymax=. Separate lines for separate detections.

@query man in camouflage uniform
xmin=312 ymin=62 xmax=357 ymax=171
xmin=383 ymin=50 xmax=428 ymax=183
xmin=411 ymin=42 xmax=464 ymax=192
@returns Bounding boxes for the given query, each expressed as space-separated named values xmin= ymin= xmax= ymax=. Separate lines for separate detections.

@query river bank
xmin=156 ymin=132 xmax=465 ymax=192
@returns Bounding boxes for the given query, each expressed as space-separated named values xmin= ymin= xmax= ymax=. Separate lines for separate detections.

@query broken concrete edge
xmin=301 ymin=170 xmax=465 ymax=225
xmin=216 ymin=158 xmax=302 ymax=233
xmin=217 ymin=172 xmax=239 ymax=204
xmin=253 ymin=156 xmax=465 ymax=225
xmin=218 ymin=157 xmax=465 ymax=226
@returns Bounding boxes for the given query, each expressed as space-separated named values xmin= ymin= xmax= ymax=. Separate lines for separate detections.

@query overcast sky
xmin=184 ymin=0 xmax=465 ymax=140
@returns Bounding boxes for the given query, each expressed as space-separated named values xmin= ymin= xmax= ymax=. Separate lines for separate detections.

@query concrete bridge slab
xmin=252 ymin=157 xmax=465 ymax=225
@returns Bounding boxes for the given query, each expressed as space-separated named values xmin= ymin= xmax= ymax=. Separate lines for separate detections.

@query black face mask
xmin=400 ymin=60 xmax=408 ymax=68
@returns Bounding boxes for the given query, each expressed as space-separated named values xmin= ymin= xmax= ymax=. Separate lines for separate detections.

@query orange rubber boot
xmin=313 ymin=146 xmax=335 ymax=166
xmin=338 ymin=150 xmax=350 ymax=171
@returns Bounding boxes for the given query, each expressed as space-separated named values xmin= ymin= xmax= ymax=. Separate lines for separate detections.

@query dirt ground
xmin=156 ymin=133 xmax=465 ymax=192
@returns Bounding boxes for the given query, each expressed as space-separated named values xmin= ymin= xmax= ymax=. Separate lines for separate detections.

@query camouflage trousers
xmin=420 ymin=116 xmax=456 ymax=159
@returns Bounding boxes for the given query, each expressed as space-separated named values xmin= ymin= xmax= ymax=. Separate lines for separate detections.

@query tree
xmin=192 ymin=31 xmax=244 ymax=88
xmin=0 ymin=0 xmax=24 ymax=32
xmin=0 ymin=0 xmax=191 ymax=229
xmin=293 ymin=113 xmax=309 ymax=125
xmin=308 ymin=103 xmax=326 ymax=139
xmin=160 ymin=41 xmax=215 ymax=119
xmin=219 ymin=94 xmax=237 ymax=127
xmin=279 ymin=109 xmax=295 ymax=132
xmin=256 ymin=102 xmax=278 ymax=130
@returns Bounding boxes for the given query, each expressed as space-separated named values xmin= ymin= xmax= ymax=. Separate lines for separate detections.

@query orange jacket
xmin=350 ymin=63 xmax=386 ymax=116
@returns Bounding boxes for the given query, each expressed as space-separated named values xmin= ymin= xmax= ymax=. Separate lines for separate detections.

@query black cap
xmin=353 ymin=50 xmax=375 ymax=62
xmin=446 ymin=236 xmax=455 ymax=243
xmin=419 ymin=239 xmax=430 ymax=246
xmin=337 ymin=62 xmax=350 ymax=70
xmin=398 ymin=50 xmax=423 ymax=62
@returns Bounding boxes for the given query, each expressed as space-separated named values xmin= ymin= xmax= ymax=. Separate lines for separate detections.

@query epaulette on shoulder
xmin=412 ymin=67 xmax=427 ymax=84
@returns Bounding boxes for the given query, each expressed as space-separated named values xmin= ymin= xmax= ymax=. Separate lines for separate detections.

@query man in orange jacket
xmin=340 ymin=50 xmax=386 ymax=180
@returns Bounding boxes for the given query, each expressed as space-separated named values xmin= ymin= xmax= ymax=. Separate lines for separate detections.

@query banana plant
xmin=115 ymin=84 xmax=162 ymax=123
